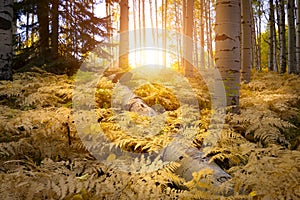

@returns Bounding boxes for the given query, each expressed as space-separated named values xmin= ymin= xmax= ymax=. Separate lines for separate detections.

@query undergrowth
xmin=0 ymin=70 xmax=299 ymax=199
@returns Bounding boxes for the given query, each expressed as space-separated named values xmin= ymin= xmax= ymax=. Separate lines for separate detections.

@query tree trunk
xmin=37 ymin=0 xmax=50 ymax=63
xmin=182 ymin=0 xmax=194 ymax=77
xmin=119 ymin=0 xmax=129 ymax=70
xmin=51 ymin=0 xmax=59 ymax=59
xmin=273 ymin=9 xmax=278 ymax=73
xmin=296 ymin=0 xmax=300 ymax=73
xmin=0 ymin=0 xmax=13 ymax=81
xmin=205 ymin=0 xmax=210 ymax=68
xmin=268 ymin=0 xmax=275 ymax=72
xmin=251 ymin=6 xmax=257 ymax=70
xmin=280 ymin=0 xmax=287 ymax=73
xmin=215 ymin=0 xmax=241 ymax=113
xmin=207 ymin=0 xmax=213 ymax=65
xmin=256 ymin=1 xmax=262 ymax=71
xmin=288 ymin=0 xmax=297 ymax=74
xmin=241 ymin=0 xmax=252 ymax=83
xmin=26 ymin=12 xmax=29 ymax=47
xmin=199 ymin=0 xmax=205 ymax=69
xmin=161 ymin=141 xmax=232 ymax=187
xmin=275 ymin=0 xmax=281 ymax=72
xmin=164 ymin=0 xmax=168 ymax=68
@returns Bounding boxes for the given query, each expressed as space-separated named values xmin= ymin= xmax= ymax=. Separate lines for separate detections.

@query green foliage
xmin=13 ymin=0 xmax=111 ymax=75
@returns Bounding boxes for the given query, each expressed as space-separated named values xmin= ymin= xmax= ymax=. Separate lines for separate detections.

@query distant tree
xmin=274 ymin=0 xmax=281 ymax=72
xmin=287 ymin=0 xmax=297 ymax=74
xmin=241 ymin=0 xmax=252 ymax=83
xmin=196 ymin=0 xmax=205 ymax=69
xmin=36 ymin=0 xmax=49 ymax=64
xmin=51 ymin=0 xmax=59 ymax=59
xmin=182 ymin=0 xmax=194 ymax=77
xmin=253 ymin=0 xmax=262 ymax=71
xmin=215 ymin=0 xmax=241 ymax=113
xmin=0 ymin=0 xmax=13 ymax=80
xmin=272 ymin=0 xmax=278 ymax=72
xmin=260 ymin=31 xmax=271 ymax=69
xmin=205 ymin=0 xmax=213 ymax=64
xmin=119 ymin=0 xmax=129 ymax=70
xmin=268 ymin=0 xmax=275 ymax=72
xmin=296 ymin=0 xmax=300 ymax=73
xmin=279 ymin=0 xmax=287 ymax=73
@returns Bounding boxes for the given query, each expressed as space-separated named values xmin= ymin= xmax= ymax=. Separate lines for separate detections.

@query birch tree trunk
xmin=251 ymin=6 xmax=257 ymax=71
xmin=275 ymin=0 xmax=281 ymax=72
xmin=268 ymin=0 xmax=275 ymax=72
xmin=280 ymin=0 xmax=287 ymax=73
xmin=0 ymin=0 xmax=13 ymax=81
xmin=215 ymin=0 xmax=241 ymax=113
xmin=288 ymin=0 xmax=297 ymax=74
xmin=119 ymin=0 xmax=129 ymax=70
xmin=258 ymin=2 xmax=262 ymax=71
xmin=241 ymin=0 xmax=252 ymax=83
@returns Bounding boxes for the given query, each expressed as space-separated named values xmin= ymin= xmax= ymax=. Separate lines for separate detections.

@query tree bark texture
xmin=296 ymin=0 xmax=300 ymax=73
xmin=183 ymin=0 xmax=194 ymax=77
xmin=215 ymin=0 xmax=241 ymax=113
xmin=119 ymin=0 xmax=129 ymax=70
xmin=0 ymin=0 xmax=13 ymax=81
xmin=280 ymin=0 xmax=287 ymax=73
xmin=241 ymin=0 xmax=252 ymax=83
xmin=268 ymin=0 xmax=275 ymax=72
xmin=51 ymin=0 xmax=59 ymax=59
xmin=288 ymin=0 xmax=297 ymax=74
xmin=37 ymin=0 xmax=50 ymax=63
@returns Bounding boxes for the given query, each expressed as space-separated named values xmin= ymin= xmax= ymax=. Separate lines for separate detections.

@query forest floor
xmin=0 ymin=68 xmax=299 ymax=200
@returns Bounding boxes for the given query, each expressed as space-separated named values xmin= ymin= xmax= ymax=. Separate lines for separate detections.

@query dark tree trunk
xmin=37 ymin=0 xmax=50 ymax=63
xmin=51 ymin=0 xmax=59 ymax=59
xmin=296 ymin=0 xmax=300 ymax=73
xmin=287 ymin=0 xmax=297 ymax=74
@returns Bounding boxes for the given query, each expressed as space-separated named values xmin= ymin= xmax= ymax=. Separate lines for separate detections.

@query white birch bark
xmin=268 ymin=0 xmax=275 ymax=72
xmin=279 ymin=0 xmax=287 ymax=73
xmin=0 ymin=0 xmax=13 ymax=80
xmin=215 ymin=0 xmax=241 ymax=113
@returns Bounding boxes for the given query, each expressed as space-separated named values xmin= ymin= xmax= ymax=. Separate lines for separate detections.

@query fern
xmin=230 ymin=146 xmax=300 ymax=199
xmin=228 ymin=109 xmax=295 ymax=147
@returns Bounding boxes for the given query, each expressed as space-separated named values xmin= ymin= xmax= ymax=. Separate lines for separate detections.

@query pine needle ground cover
xmin=0 ymin=70 xmax=299 ymax=199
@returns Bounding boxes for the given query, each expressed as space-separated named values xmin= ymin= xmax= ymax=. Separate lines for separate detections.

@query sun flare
xmin=129 ymin=49 xmax=175 ymax=68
